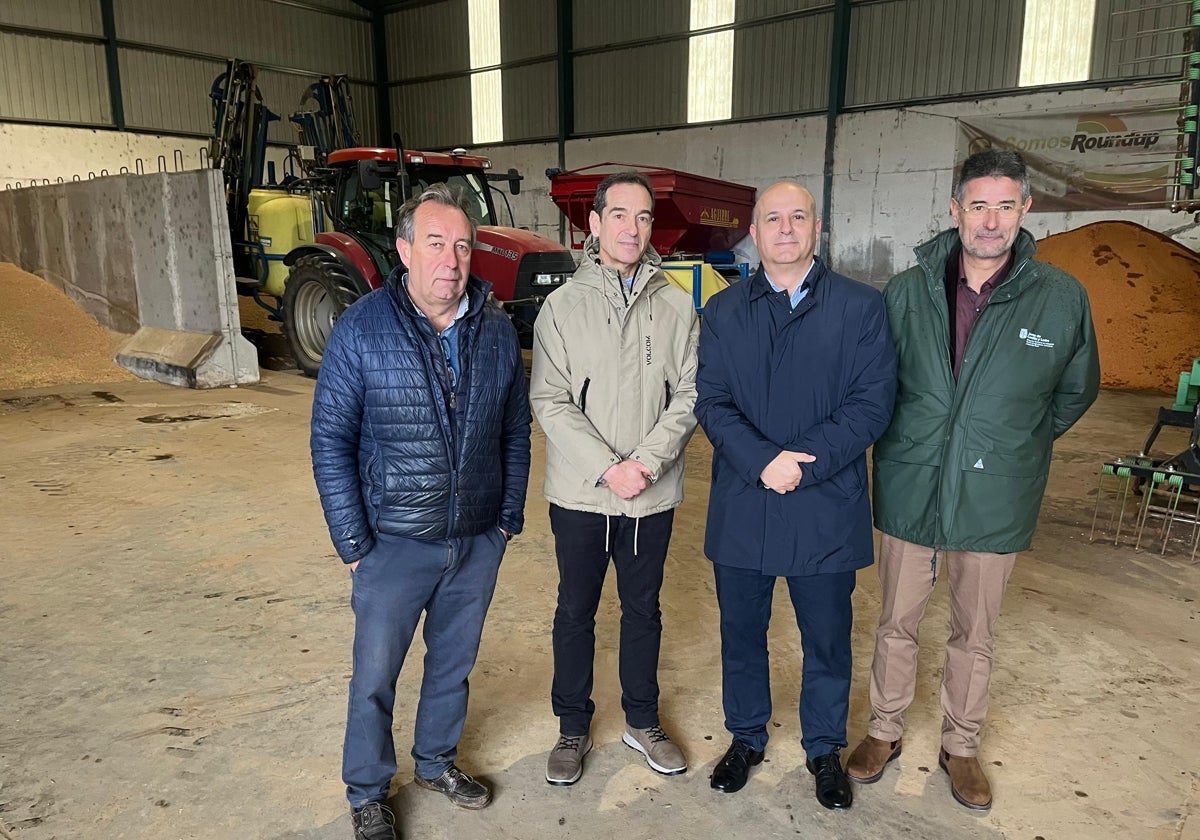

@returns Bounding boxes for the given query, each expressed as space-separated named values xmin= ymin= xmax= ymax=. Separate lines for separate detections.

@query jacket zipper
xmin=664 ymin=379 xmax=672 ymax=410
xmin=579 ymin=377 xmax=590 ymax=414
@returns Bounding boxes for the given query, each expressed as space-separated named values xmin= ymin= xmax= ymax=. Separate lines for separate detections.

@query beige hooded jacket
xmin=529 ymin=235 xmax=699 ymax=517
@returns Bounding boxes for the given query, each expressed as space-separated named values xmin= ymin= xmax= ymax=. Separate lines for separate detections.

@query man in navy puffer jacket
xmin=310 ymin=183 xmax=531 ymax=840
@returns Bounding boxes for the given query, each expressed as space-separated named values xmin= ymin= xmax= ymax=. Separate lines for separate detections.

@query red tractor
xmin=211 ymin=60 xmax=574 ymax=378
xmin=277 ymin=146 xmax=574 ymax=376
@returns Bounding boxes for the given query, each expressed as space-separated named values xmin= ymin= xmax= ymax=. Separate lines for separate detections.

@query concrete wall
xmin=0 ymin=169 xmax=258 ymax=388
xmin=478 ymin=82 xmax=1197 ymax=287
xmin=0 ymin=122 xmax=295 ymax=190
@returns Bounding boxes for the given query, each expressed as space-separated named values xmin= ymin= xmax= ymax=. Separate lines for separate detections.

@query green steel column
xmin=820 ymin=0 xmax=851 ymax=263
xmin=556 ymin=0 xmax=574 ymax=245
xmin=99 ymin=0 xmax=125 ymax=130
xmin=373 ymin=8 xmax=391 ymax=146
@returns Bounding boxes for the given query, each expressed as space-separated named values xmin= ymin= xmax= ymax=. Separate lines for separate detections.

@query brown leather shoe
xmin=845 ymin=735 xmax=901 ymax=784
xmin=939 ymin=749 xmax=992 ymax=811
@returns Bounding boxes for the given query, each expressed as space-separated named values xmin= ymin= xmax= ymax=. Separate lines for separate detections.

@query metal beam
xmin=820 ymin=0 xmax=850 ymax=263
xmin=556 ymin=0 xmax=574 ymax=245
xmin=373 ymin=8 xmax=391 ymax=145
xmin=99 ymin=0 xmax=125 ymax=130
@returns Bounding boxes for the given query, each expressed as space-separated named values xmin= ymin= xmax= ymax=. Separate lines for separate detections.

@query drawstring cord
xmin=930 ymin=548 xmax=939 ymax=587
xmin=633 ymin=517 xmax=640 ymax=557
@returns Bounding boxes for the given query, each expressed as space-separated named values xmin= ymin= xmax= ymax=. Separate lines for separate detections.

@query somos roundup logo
xmin=979 ymin=114 xmax=1162 ymax=156
xmin=1068 ymin=115 xmax=1159 ymax=154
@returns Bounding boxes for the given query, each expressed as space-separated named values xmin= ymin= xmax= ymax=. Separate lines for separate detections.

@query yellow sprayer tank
xmin=246 ymin=188 xmax=316 ymax=297
xmin=660 ymin=259 xmax=731 ymax=311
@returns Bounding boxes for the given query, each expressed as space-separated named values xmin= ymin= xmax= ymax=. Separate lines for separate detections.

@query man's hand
xmin=348 ymin=560 xmax=359 ymax=573
xmin=601 ymin=459 xmax=654 ymax=500
xmin=760 ymin=450 xmax=816 ymax=494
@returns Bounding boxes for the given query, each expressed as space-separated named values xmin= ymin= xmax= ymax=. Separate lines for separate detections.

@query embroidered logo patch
xmin=1018 ymin=327 xmax=1055 ymax=349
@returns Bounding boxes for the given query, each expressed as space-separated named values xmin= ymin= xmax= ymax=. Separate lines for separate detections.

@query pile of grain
xmin=0 ymin=263 xmax=135 ymax=391
xmin=1036 ymin=221 xmax=1200 ymax=393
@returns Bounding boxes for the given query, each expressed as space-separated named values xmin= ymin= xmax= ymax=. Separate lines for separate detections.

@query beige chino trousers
xmin=865 ymin=534 xmax=1017 ymax=756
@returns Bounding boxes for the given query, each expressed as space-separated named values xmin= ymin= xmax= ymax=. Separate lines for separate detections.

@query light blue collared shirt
xmin=408 ymin=281 xmax=469 ymax=386
xmin=764 ymin=259 xmax=816 ymax=309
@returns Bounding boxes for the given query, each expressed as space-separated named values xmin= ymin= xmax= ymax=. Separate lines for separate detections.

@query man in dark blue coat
xmin=310 ymin=183 xmax=531 ymax=840
xmin=696 ymin=180 xmax=896 ymax=810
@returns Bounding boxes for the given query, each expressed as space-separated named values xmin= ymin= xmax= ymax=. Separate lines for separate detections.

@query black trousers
xmin=549 ymin=504 xmax=675 ymax=735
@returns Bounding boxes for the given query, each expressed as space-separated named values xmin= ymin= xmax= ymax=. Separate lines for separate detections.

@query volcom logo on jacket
xmin=645 ymin=335 xmax=652 ymax=366
xmin=1018 ymin=328 xmax=1055 ymax=349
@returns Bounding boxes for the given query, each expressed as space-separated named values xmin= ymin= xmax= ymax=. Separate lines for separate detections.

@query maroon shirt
xmin=949 ymin=250 xmax=1013 ymax=380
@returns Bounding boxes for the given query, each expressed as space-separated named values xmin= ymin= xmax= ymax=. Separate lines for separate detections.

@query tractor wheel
xmin=282 ymin=255 xmax=361 ymax=378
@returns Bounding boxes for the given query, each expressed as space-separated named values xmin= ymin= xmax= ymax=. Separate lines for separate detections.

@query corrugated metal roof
xmin=573 ymin=0 xmax=689 ymax=50
xmin=736 ymin=0 xmax=831 ymax=23
xmin=0 ymin=31 xmax=110 ymax=123
xmin=386 ymin=1 xmax=470 ymax=80
xmin=573 ymin=41 xmax=689 ymax=134
xmin=500 ymin=0 xmax=556 ymax=62
xmin=0 ymin=0 xmax=101 ymax=36
xmin=732 ymin=13 xmax=832 ymax=118
xmin=391 ymin=77 xmax=473 ymax=149
xmin=119 ymin=49 xmax=219 ymax=134
xmin=1092 ymin=0 xmax=1188 ymax=80
xmin=846 ymin=0 xmax=1021 ymax=106
xmin=116 ymin=0 xmax=373 ymax=79
xmin=502 ymin=59 xmax=556 ymax=140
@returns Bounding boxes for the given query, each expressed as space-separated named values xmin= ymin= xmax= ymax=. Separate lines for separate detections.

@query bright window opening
xmin=688 ymin=0 xmax=735 ymax=123
xmin=1020 ymin=0 xmax=1097 ymax=86
xmin=469 ymin=0 xmax=503 ymax=143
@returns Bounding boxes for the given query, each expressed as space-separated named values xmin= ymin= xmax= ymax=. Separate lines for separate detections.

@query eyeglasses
xmin=954 ymin=200 xmax=1023 ymax=218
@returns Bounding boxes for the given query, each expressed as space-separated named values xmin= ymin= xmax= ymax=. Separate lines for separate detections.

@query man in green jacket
xmin=530 ymin=172 xmax=699 ymax=787
xmin=845 ymin=150 xmax=1100 ymax=811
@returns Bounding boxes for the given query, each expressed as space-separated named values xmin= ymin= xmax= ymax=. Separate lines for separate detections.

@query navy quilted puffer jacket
xmin=310 ymin=269 xmax=532 ymax=563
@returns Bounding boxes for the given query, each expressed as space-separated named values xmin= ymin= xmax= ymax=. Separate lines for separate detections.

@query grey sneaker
xmin=546 ymin=733 xmax=593 ymax=785
xmin=351 ymin=801 xmax=397 ymax=840
xmin=622 ymin=723 xmax=687 ymax=775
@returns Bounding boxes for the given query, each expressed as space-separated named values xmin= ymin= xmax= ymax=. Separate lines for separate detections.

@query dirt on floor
xmin=1036 ymin=221 xmax=1200 ymax=393
xmin=0 ymin=262 xmax=135 ymax=391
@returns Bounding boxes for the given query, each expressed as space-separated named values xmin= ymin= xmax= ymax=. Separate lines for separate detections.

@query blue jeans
xmin=712 ymin=562 xmax=856 ymax=760
xmin=342 ymin=528 xmax=506 ymax=808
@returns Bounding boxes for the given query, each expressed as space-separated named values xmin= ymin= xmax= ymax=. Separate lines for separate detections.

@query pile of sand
xmin=0 ymin=263 xmax=135 ymax=391
xmin=1036 ymin=221 xmax=1200 ymax=393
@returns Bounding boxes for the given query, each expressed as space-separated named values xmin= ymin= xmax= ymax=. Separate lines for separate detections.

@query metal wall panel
xmin=573 ymin=0 xmax=689 ymax=50
xmin=119 ymin=49 xmax=220 ymax=135
xmin=0 ymin=0 xmax=101 ymax=35
xmin=115 ymin=0 xmax=373 ymax=79
xmin=732 ymin=13 xmax=832 ymax=118
xmin=501 ymin=0 xmax=556 ymax=62
xmin=1092 ymin=0 xmax=1189 ymax=81
xmin=0 ymin=31 xmax=110 ymax=123
xmin=573 ymin=41 xmax=689 ymax=134
xmin=349 ymin=80 xmax=379 ymax=146
xmin=736 ymin=0 xmax=831 ymax=23
xmin=503 ymin=59 xmax=556 ymax=140
xmin=391 ymin=77 xmax=474 ymax=149
xmin=293 ymin=0 xmax=365 ymax=14
xmin=386 ymin=1 xmax=470 ymax=80
xmin=847 ymin=0 xmax=1022 ymax=106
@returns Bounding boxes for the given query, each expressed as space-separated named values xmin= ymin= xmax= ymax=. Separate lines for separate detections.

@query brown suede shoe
xmin=939 ymin=749 xmax=992 ymax=811
xmin=845 ymin=735 xmax=901 ymax=784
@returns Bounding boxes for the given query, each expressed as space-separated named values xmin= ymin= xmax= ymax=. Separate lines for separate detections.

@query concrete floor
xmin=1 ymin=371 xmax=1198 ymax=840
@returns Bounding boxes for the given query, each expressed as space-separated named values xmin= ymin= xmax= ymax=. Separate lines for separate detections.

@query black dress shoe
xmin=807 ymin=751 xmax=853 ymax=810
xmin=710 ymin=739 xmax=764 ymax=793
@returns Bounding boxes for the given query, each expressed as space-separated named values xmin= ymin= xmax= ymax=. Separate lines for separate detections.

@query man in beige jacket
xmin=530 ymin=171 xmax=700 ymax=787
